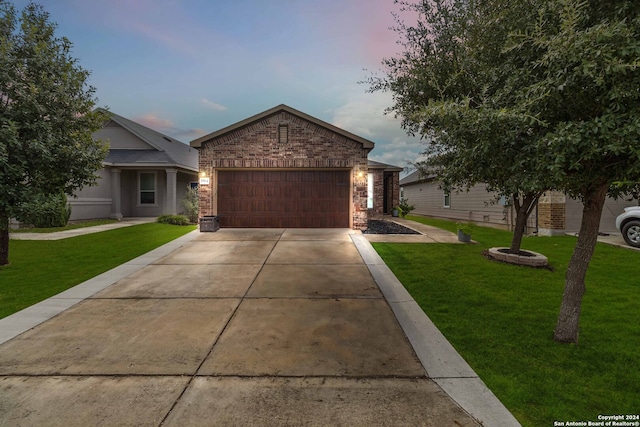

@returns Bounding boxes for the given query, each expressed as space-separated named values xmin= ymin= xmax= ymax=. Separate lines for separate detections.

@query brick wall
xmin=368 ymin=170 xmax=400 ymax=215
xmin=389 ymin=172 xmax=400 ymax=213
xmin=198 ymin=111 xmax=370 ymax=229
xmin=537 ymin=191 xmax=566 ymax=235
xmin=371 ymin=170 xmax=384 ymax=214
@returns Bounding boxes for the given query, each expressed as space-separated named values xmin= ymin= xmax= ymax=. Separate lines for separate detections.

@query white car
xmin=615 ymin=206 xmax=640 ymax=248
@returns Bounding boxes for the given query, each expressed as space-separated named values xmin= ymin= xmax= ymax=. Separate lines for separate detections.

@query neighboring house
xmin=400 ymin=170 xmax=526 ymax=231
xmin=538 ymin=191 xmax=637 ymax=235
xmin=70 ymin=111 xmax=199 ymax=221
xmin=190 ymin=104 xmax=401 ymax=229
xmin=400 ymin=170 xmax=638 ymax=234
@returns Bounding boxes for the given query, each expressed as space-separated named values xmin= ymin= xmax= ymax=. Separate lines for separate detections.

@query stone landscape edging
xmin=487 ymin=247 xmax=548 ymax=267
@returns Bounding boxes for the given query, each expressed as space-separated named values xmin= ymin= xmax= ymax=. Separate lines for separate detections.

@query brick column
xmin=538 ymin=191 xmax=566 ymax=236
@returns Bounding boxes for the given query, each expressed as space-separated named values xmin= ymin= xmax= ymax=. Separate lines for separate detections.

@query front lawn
xmin=0 ymin=223 xmax=196 ymax=319
xmin=373 ymin=216 xmax=639 ymax=427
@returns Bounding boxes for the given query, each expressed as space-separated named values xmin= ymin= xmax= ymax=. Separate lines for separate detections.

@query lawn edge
xmin=351 ymin=233 xmax=522 ymax=427
xmin=0 ymin=230 xmax=200 ymax=345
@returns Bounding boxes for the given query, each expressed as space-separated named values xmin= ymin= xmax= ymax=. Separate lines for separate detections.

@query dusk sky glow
xmin=12 ymin=0 xmax=423 ymax=172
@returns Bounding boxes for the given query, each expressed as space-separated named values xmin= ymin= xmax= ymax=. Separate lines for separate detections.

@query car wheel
xmin=621 ymin=220 xmax=640 ymax=248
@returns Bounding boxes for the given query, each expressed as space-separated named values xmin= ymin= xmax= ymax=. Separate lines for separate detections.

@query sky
xmin=11 ymin=0 xmax=423 ymax=174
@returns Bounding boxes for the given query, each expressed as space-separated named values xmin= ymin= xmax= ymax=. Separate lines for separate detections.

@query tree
xmin=509 ymin=0 xmax=640 ymax=342
xmin=367 ymin=0 xmax=551 ymax=255
xmin=371 ymin=0 xmax=640 ymax=343
xmin=0 ymin=1 xmax=107 ymax=265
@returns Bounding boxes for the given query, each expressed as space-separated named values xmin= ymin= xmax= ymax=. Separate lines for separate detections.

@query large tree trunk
xmin=509 ymin=192 xmax=539 ymax=254
xmin=553 ymin=183 xmax=608 ymax=344
xmin=0 ymin=212 xmax=9 ymax=266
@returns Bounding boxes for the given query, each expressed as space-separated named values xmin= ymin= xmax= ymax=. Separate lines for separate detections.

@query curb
xmin=351 ymin=233 xmax=521 ymax=427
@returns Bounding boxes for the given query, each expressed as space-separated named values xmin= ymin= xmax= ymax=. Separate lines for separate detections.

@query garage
xmin=191 ymin=104 xmax=397 ymax=230
xmin=217 ymin=170 xmax=350 ymax=228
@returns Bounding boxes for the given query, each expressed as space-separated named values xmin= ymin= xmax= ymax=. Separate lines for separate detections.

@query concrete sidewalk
xmin=9 ymin=217 xmax=156 ymax=240
xmin=0 ymin=228 xmax=520 ymax=426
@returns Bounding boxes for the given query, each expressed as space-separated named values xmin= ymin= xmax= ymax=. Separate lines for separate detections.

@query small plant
xmin=397 ymin=198 xmax=415 ymax=218
xmin=456 ymin=222 xmax=474 ymax=236
xmin=181 ymin=187 xmax=199 ymax=223
xmin=157 ymin=214 xmax=191 ymax=225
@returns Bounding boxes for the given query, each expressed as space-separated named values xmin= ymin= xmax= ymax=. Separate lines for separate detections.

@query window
xmin=139 ymin=172 xmax=156 ymax=205
xmin=367 ymin=173 xmax=374 ymax=209
xmin=443 ymin=190 xmax=451 ymax=208
xmin=278 ymin=124 xmax=288 ymax=144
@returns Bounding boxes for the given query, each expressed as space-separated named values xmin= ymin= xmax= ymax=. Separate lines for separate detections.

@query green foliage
xmin=375 ymin=217 xmax=640 ymax=426
xmin=181 ymin=187 xmax=199 ymax=223
xmin=0 ymin=223 xmax=196 ymax=319
xmin=157 ymin=214 xmax=191 ymax=226
xmin=455 ymin=221 xmax=473 ymax=236
xmin=366 ymin=0 xmax=549 ymax=252
xmin=16 ymin=192 xmax=71 ymax=228
xmin=510 ymin=0 xmax=640 ymax=200
xmin=369 ymin=0 xmax=640 ymax=343
xmin=0 ymin=2 xmax=108 ymax=264
xmin=397 ymin=197 xmax=415 ymax=218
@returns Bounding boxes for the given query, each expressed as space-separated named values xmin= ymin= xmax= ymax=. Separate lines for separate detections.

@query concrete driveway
xmin=0 ymin=228 xmax=519 ymax=426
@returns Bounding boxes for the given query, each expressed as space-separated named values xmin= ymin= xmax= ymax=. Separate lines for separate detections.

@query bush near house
xmin=397 ymin=197 xmax=415 ymax=218
xmin=157 ymin=214 xmax=191 ymax=226
xmin=181 ymin=187 xmax=199 ymax=223
xmin=17 ymin=193 xmax=71 ymax=228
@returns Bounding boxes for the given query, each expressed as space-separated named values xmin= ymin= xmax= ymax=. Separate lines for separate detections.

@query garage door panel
xmin=217 ymin=170 xmax=349 ymax=228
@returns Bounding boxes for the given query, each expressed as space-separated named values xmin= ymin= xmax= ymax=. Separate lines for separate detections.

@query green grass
xmin=373 ymin=215 xmax=639 ymax=427
xmin=0 ymin=223 xmax=196 ymax=319
xmin=10 ymin=218 xmax=119 ymax=233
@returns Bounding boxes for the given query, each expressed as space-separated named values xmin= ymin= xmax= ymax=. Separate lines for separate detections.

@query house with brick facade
xmin=400 ymin=170 xmax=637 ymax=234
xmin=190 ymin=104 xmax=401 ymax=229
xmin=69 ymin=111 xmax=199 ymax=221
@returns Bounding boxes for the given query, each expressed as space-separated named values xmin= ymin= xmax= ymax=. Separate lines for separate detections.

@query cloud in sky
xmin=10 ymin=0 xmax=422 ymax=169
xmin=134 ymin=113 xmax=207 ymax=143
xmin=330 ymin=91 xmax=424 ymax=173
xmin=135 ymin=114 xmax=174 ymax=131
xmin=201 ymin=99 xmax=228 ymax=111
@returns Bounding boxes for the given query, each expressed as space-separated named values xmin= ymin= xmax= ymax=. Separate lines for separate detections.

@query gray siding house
xmin=400 ymin=170 xmax=638 ymax=234
xmin=69 ymin=111 xmax=199 ymax=221
xmin=400 ymin=171 xmax=520 ymax=231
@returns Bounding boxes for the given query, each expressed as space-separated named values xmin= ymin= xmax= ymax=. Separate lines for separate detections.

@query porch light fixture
xmin=199 ymin=171 xmax=210 ymax=185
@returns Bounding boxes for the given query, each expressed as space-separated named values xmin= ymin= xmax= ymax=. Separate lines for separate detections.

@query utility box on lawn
xmin=199 ymin=215 xmax=220 ymax=232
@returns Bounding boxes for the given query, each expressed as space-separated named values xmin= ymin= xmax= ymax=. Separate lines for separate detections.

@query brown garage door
xmin=217 ymin=170 xmax=350 ymax=228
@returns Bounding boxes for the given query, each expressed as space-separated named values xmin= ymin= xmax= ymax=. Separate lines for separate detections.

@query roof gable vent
xmin=278 ymin=124 xmax=288 ymax=144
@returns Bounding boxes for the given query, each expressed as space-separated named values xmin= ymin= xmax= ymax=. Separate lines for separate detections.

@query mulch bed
xmin=363 ymin=220 xmax=420 ymax=235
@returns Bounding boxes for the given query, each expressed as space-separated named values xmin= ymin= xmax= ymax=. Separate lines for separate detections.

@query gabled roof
xmin=367 ymin=159 xmax=404 ymax=172
xmin=399 ymin=169 xmax=436 ymax=186
xmin=190 ymin=104 xmax=375 ymax=150
xmin=99 ymin=109 xmax=198 ymax=172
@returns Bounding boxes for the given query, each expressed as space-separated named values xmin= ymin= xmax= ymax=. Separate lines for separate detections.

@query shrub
xmin=398 ymin=198 xmax=415 ymax=218
xmin=18 ymin=192 xmax=72 ymax=228
xmin=181 ymin=187 xmax=199 ymax=223
xmin=157 ymin=214 xmax=191 ymax=225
